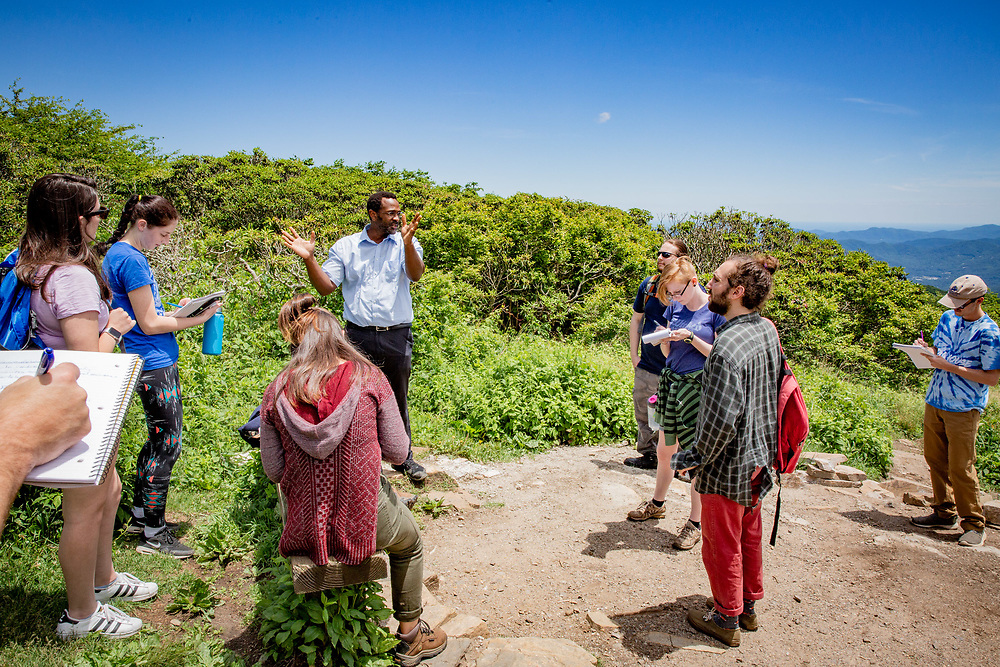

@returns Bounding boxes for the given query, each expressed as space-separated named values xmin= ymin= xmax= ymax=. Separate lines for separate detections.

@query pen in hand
xmin=36 ymin=347 xmax=55 ymax=376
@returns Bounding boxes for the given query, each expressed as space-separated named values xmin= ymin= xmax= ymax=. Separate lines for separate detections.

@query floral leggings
xmin=132 ymin=364 xmax=183 ymax=528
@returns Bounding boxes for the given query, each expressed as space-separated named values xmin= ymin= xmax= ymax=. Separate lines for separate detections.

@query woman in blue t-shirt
xmin=101 ymin=195 xmax=220 ymax=559
xmin=626 ymin=256 xmax=726 ymax=551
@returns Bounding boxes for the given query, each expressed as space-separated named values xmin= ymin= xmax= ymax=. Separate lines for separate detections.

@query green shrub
xmin=258 ymin=563 xmax=397 ymax=667
xmin=798 ymin=368 xmax=895 ymax=478
xmin=976 ymin=402 xmax=1000 ymax=491
xmin=412 ymin=327 xmax=632 ymax=452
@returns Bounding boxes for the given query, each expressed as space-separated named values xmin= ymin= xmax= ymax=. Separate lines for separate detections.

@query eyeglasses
xmin=954 ymin=298 xmax=978 ymax=311
xmin=83 ymin=206 xmax=110 ymax=220
xmin=658 ymin=251 xmax=678 ymax=259
xmin=668 ymin=282 xmax=691 ymax=299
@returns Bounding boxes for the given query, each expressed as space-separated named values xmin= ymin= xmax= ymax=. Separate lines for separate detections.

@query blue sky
xmin=2 ymin=1 xmax=998 ymax=229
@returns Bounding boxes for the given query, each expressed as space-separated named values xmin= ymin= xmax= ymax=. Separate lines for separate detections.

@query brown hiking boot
xmin=687 ymin=607 xmax=740 ymax=647
xmin=707 ymin=597 xmax=758 ymax=631
xmin=673 ymin=520 xmax=702 ymax=550
xmin=394 ymin=619 xmax=447 ymax=666
xmin=627 ymin=500 xmax=665 ymax=522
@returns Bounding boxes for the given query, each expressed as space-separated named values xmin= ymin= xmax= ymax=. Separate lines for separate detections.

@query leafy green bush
xmin=798 ymin=368 xmax=895 ymax=478
xmin=258 ymin=563 xmax=397 ymax=667
xmin=976 ymin=402 xmax=1000 ymax=491
xmin=193 ymin=517 xmax=252 ymax=567
xmin=412 ymin=325 xmax=632 ymax=451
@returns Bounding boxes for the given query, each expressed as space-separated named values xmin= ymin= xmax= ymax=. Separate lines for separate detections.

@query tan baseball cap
xmin=938 ymin=275 xmax=988 ymax=309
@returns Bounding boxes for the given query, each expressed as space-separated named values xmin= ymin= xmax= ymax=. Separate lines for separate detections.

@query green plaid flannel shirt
xmin=672 ymin=312 xmax=782 ymax=506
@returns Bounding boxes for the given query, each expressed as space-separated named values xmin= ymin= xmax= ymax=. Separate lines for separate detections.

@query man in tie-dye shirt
xmin=910 ymin=275 xmax=1000 ymax=548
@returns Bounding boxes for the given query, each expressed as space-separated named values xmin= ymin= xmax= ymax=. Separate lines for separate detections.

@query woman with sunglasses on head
xmin=100 ymin=195 xmax=220 ymax=560
xmin=17 ymin=173 xmax=154 ymax=640
xmin=260 ymin=294 xmax=447 ymax=666
xmin=626 ymin=256 xmax=727 ymax=551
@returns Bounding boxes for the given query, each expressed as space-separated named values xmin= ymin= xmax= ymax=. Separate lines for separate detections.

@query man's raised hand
xmin=280 ymin=227 xmax=317 ymax=260
xmin=400 ymin=213 xmax=421 ymax=246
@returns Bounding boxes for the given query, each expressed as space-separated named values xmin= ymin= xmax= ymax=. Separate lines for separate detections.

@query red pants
xmin=701 ymin=492 xmax=764 ymax=617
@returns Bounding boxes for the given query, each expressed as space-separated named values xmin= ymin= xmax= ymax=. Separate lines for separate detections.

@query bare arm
xmin=629 ymin=310 xmax=644 ymax=367
xmin=400 ymin=213 xmax=425 ymax=282
xmin=660 ymin=328 xmax=714 ymax=359
xmin=0 ymin=364 xmax=91 ymax=533
xmin=127 ymin=284 xmax=220 ymax=335
xmin=926 ymin=357 xmax=1000 ymax=387
xmin=279 ymin=227 xmax=338 ymax=296
xmin=60 ymin=309 xmax=135 ymax=353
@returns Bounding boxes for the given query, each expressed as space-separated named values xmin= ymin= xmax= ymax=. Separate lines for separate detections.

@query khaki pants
xmin=633 ymin=366 xmax=660 ymax=456
xmin=923 ymin=404 xmax=985 ymax=532
xmin=376 ymin=475 xmax=424 ymax=622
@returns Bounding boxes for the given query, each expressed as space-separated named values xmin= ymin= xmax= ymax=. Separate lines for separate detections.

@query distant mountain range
xmin=805 ymin=225 xmax=1000 ymax=291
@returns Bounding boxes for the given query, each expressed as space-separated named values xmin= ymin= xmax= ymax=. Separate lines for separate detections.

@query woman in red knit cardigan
xmin=259 ymin=293 xmax=447 ymax=666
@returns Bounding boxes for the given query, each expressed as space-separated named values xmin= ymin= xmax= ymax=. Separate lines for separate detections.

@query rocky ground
xmin=404 ymin=438 xmax=1000 ymax=666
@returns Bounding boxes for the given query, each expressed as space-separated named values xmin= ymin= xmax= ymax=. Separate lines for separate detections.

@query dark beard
xmin=708 ymin=295 xmax=729 ymax=316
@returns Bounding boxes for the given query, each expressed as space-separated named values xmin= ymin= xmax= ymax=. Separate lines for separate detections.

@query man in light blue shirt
xmin=280 ymin=191 xmax=427 ymax=481
xmin=910 ymin=275 xmax=1000 ymax=547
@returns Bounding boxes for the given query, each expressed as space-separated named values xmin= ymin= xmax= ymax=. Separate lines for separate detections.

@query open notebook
xmin=0 ymin=350 xmax=144 ymax=488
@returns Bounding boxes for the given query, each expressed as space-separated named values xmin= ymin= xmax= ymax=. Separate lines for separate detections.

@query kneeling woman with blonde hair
xmin=259 ymin=294 xmax=446 ymax=666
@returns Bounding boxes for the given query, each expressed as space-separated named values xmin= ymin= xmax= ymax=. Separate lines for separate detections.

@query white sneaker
xmin=55 ymin=602 xmax=143 ymax=640
xmin=95 ymin=571 xmax=159 ymax=602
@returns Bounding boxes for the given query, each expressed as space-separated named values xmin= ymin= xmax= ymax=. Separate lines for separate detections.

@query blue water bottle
xmin=202 ymin=311 xmax=224 ymax=355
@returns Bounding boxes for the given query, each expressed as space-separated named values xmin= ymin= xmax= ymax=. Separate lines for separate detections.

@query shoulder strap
xmin=642 ymin=274 xmax=658 ymax=308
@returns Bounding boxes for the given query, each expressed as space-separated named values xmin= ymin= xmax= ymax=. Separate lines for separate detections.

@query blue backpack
xmin=0 ymin=249 xmax=43 ymax=350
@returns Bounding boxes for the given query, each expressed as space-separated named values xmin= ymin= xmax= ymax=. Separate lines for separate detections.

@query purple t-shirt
xmin=30 ymin=264 xmax=110 ymax=350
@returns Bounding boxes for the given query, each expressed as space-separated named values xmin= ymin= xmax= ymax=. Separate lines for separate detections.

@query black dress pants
xmin=345 ymin=323 xmax=414 ymax=460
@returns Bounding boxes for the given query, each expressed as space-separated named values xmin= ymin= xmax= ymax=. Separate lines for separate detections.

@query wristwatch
xmin=103 ymin=326 xmax=124 ymax=347
xmin=684 ymin=333 xmax=695 ymax=344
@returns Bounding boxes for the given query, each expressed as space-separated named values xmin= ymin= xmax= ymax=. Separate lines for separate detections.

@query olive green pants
xmin=376 ymin=475 xmax=424 ymax=622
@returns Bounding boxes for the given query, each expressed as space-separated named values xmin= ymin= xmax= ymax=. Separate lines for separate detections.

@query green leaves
xmin=166 ymin=578 xmax=222 ymax=619
xmin=258 ymin=563 xmax=397 ymax=666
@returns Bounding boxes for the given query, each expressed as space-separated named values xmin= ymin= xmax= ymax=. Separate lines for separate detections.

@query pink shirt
xmin=30 ymin=265 xmax=110 ymax=350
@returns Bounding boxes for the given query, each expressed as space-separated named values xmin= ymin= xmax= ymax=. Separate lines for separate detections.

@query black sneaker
xmin=136 ymin=527 xmax=194 ymax=559
xmin=393 ymin=459 xmax=427 ymax=483
xmin=910 ymin=513 xmax=959 ymax=528
xmin=125 ymin=515 xmax=180 ymax=535
xmin=623 ymin=453 xmax=658 ymax=469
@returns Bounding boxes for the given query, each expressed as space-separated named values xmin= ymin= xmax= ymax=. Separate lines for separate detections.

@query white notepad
xmin=891 ymin=343 xmax=934 ymax=370
xmin=0 ymin=350 xmax=144 ymax=488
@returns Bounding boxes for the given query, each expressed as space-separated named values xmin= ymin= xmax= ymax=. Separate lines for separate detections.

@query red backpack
xmin=766 ymin=319 xmax=810 ymax=546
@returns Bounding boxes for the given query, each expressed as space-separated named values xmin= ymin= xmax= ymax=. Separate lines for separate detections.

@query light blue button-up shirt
xmin=321 ymin=225 xmax=423 ymax=327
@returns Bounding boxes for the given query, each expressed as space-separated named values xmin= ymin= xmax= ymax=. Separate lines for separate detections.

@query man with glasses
xmin=910 ymin=275 xmax=1000 ymax=547
xmin=279 ymin=191 xmax=427 ymax=482
xmin=625 ymin=239 xmax=687 ymax=468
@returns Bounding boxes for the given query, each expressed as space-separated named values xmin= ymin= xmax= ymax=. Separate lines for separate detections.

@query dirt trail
xmin=417 ymin=441 xmax=1000 ymax=666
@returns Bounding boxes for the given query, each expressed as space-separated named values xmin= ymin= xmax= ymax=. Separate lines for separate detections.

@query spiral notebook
xmin=0 ymin=350 xmax=144 ymax=488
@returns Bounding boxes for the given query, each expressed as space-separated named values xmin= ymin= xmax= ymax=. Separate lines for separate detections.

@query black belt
xmin=345 ymin=322 xmax=411 ymax=332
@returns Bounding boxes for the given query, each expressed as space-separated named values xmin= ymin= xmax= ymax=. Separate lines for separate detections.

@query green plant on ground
xmin=167 ymin=577 xmax=222 ymax=619
xmin=193 ymin=517 xmax=252 ymax=567
xmin=416 ymin=497 xmax=449 ymax=518
xmin=258 ymin=562 xmax=397 ymax=667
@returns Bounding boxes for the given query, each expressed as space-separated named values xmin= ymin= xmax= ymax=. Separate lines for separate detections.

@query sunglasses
xmin=83 ymin=206 xmax=110 ymax=220
xmin=954 ymin=297 xmax=978 ymax=311
xmin=658 ymin=251 xmax=678 ymax=259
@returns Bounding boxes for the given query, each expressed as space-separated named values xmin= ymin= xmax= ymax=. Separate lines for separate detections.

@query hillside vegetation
xmin=2 ymin=84 xmax=999 ymax=665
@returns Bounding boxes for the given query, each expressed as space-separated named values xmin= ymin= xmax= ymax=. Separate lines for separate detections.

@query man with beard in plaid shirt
xmin=672 ymin=254 xmax=783 ymax=648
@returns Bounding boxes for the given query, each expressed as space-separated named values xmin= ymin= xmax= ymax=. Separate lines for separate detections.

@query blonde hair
xmin=656 ymin=257 xmax=697 ymax=305
xmin=276 ymin=293 xmax=376 ymax=406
